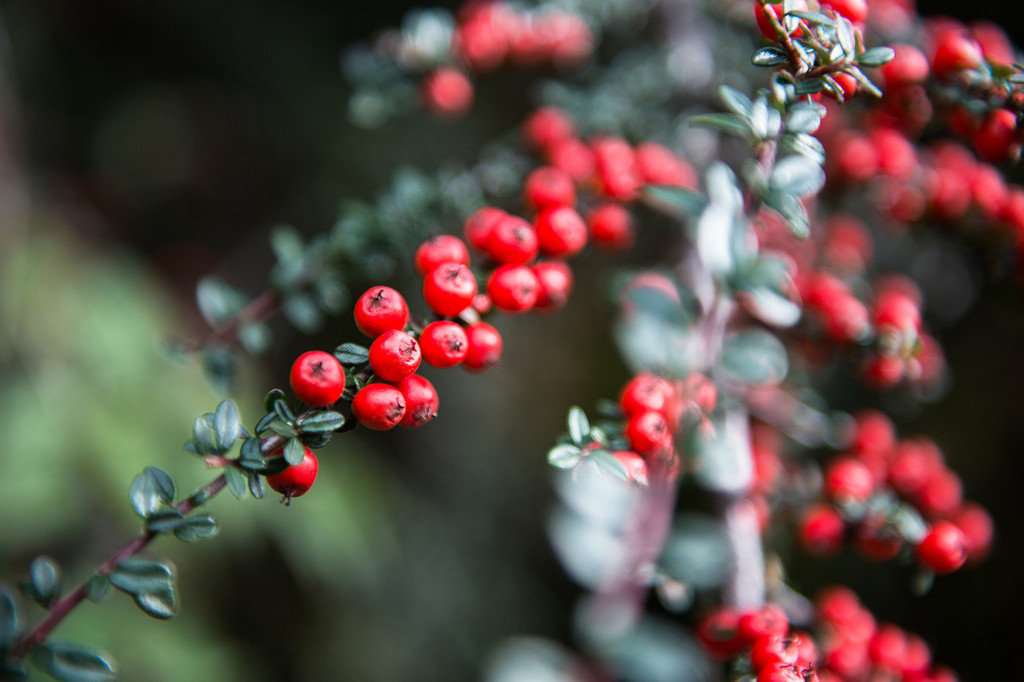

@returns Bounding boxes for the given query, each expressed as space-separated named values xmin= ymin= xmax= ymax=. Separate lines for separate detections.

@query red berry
xmin=454 ymin=11 xmax=510 ymax=73
xmin=619 ymin=372 xmax=676 ymax=419
xmin=463 ymin=322 xmax=503 ymax=371
xmin=971 ymin=19 xmax=1015 ymax=67
xmin=757 ymin=662 xmax=804 ymax=682
xmin=421 ymin=67 xmax=474 ymax=118
xmin=930 ymin=32 xmax=983 ymax=79
xmin=738 ymin=603 xmax=789 ymax=644
xmin=266 ymin=445 xmax=319 ymax=501
xmin=592 ymin=137 xmax=643 ymax=201
xmin=289 ymin=351 xmax=346 ymax=407
xmin=522 ymin=107 xmax=577 ymax=151
xmin=950 ymin=501 xmax=994 ymax=562
xmin=888 ymin=439 xmax=940 ymax=497
xmin=546 ymin=137 xmax=596 ymax=182
xmin=751 ymin=634 xmax=800 ymax=672
xmin=485 ymin=214 xmax=540 ymax=264
xmin=396 ymin=374 xmax=439 ymax=428
xmin=635 ymin=142 xmax=696 ymax=188
xmin=973 ymin=108 xmax=1019 ymax=163
xmin=352 ymin=383 xmax=406 ymax=431
xmin=695 ymin=607 xmax=743 ymax=659
xmin=915 ymin=467 xmax=963 ymax=517
xmin=487 ymin=263 xmax=541 ymax=313
xmin=613 ymin=450 xmax=649 ymax=485
xmin=820 ymin=0 xmax=867 ymax=24
xmin=587 ymin=203 xmax=635 ymax=250
xmin=798 ymin=504 xmax=845 ymax=556
xmin=414 ymin=235 xmax=470 ymax=276
xmin=755 ymin=0 xmax=808 ymax=40
xmin=464 ymin=206 xmax=507 ymax=252
xmin=850 ymin=409 xmax=895 ymax=457
xmin=918 ymin=521 xmax=968 ymax=573
xmin=419 ymin=320 xmax=469 ymax=368
xmin=535 ymin=205 xmax=588 ymax=257
xmin=423 ymin=263 xmax=478 ymax=316
xmin=881 ymin=44 xmax=930 ymax=87
xmin=624 ymin=410 xmax=671 ymax=456
xmin=354 ymin=286 xmax=410 ymax=338
xmin=368 ymin=329 xmax=421 ymax=382
xmin=523 ymin=166 xmax=576 ymax=210
xmin=869 ymin=623 xmax=907 ymax=671
xmin=862 ymin=353 xmax=905 ymax=389
xmin=824 ymin=457 xmax=875 ymax=503
xmin=532 ymin=260 xmax=574 ymax=312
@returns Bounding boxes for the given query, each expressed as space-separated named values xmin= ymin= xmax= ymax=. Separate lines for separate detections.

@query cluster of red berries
xmin=696 ymin=586 xmax=961 ymax=682
xmin=796 ymin=410 xmax=992 ymax=574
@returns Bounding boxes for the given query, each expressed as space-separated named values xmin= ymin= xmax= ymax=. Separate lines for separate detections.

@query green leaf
xmin=254 ymin=412 xmax=277 ymax=436
xmin=857 ymin=46 xmax=895 ymax=67
xmin=719 ymin=330 xmax=789 ymax=386
xmin=643 ymin=185 xmax=707 ymax=217
xmin=660 ymin=514 xmax=731 ymax=589
xmin=718 ymin=85 xmax=752 ymax=117
xmin=272 ymin=397 xmax=295 ymax=425
xmin=752 ymin=46 xmax=789 ymax=67
xmin=0 ymin=588 xmax=20 ymax=649
xmin=548 ymin=444 xmax=582 ymax=469
xmin=195 ymin=276 xmax=244 ymax=327
xmin=687 ymin=113 xmax=752 ymax=142
xmin=237 ymin=322 xmax=272 ymax=355
xmin=794 ymin=77 xmax=825 ymax=95
xmin=30 ymin=556 xmax=61 ymax=608
xmin=191 ymin=413 xmax=221 ymax=455
xmin=787 ymin=9 xmax=834 ymax=25
xmin=567 ymin=407 xmax=590 ymax=445
xmin=129 ymin=468 xmax=174 ymax=519
xmin=764 ymin=189 xmax=811 ymax=239
xmin=696 ymin=163 xmax=744 ymax=277
xmin=264 ymin=388 xmax=287 ymax=413
xmin=214 ymin=400 xmax=242 ymax=451
xmin=84 ymin=575 xmax=110 ymax=603
xmin=109 ymin=558 xmax=175 ymax=596
xmin=284 ymin=437 xmax=306 ymax=466
xmin=132 ymin=588 xmax=178 ymax=620
xmin=334 ymin=342 xmax=370 ymax=366
xmin=248 ymin=474 xmax=265 ymax=500
xmin=587 ymin=450 xmax=629 ymax=482
xmin=298 ymin=410 xmax=346 ymax=434
xmin=785 ymin=102 xmax=824 ymax=134
xmin=731 ymin=256 xmax=802 ymax=328
xmin=269 ymin=224 xmax=305 ymax=266
xmin=146 ymin=509 xmax=186 ymax=534
xmin=770 ymin=155 xmax=825 ymax=197
xmin=783 ymin=132 xmax=826 ymax=165
xmin=30 ymin=642 xmax=118 ymax=682
xmin=688 ymin=409 xmax=754 ymax=494
xmin=224 ymin=466 xmax=248 ymax=500
xmin=173 ymin=514 xmax=220 ymax=542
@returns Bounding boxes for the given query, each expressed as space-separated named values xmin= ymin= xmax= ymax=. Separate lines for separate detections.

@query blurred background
xmin=0 ymin=0 xmax=1022 ymax=680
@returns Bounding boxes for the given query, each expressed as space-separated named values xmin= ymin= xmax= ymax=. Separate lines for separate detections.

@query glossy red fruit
xmin=419 ymin=320 xmax=469 ymax=368
xmin=820 ymin=0 xmax=867 ymax=24
xmin=352 ymin=383 xmax=406 ymax=431
xmin=930 ymin=31 xmax=983 ymax=79
xmin=421 ymin=67 xmax=474 ymax=118
xmin=522 ymin=107 xmax=577 ymax=151
xmin=973 ymin=108 xmax=1019 ymax=163
xmin=880 ymin=44 xmax=930 ymax=86
xmin=523 ymin=166 xmax=576 ymax=210
xmin=487 ymin=263 xmax=541 ymax=313
xmin=592 ymin=137 xmax=643 ymax=201
xmin=546 ymin=137 xmax=596 ymax=182
xmin=485 ymin=214 xmax=540 ymax=264
xmin=738 ymin=603 xmax=789 ymax=644
xmin=414 ymin=235 xmax=470 ymax=276
xmin=464 ymin=206 xmax=507 ymax=252
xmin=869 ymin=623 xmax=907 ymax=671
xmin=396 ymin=375 xmax=439 ymax=428
xmin=266 ymin=445 xmax=319 ymax=502
xmin=798 ymin=504 xmax=845 ymax=556
xmin=755 ymin=0 xmax=808 ymax=40
xmin=757 ymin=663 xmax=805 ymax=682
xmin=613 ymin=451 xmax=649 ymax=485
xmin=619 ymin=373 xmax=676 ymax=419
xmin=532 ymin=260 xmax=574 ymax=312
xmin=535 ymin=205 xmax=588 ymax=257
xmin=587 ymin=203 xmax=635 ymax=250
xmin=463 ymin=322 xmax=503 ymax=371
xmin=751 ymin=634 xmax=800 ymax=672
xmin=289 ymin=351 xmax=346 ymax=407
xmin=354 ymin=286 xmax=409 ymax=338
xmin=635 ymin=142 xmax=696 ymax=188
xmin=695 ymin=607 xmax=743 ymax=659
xmin=918 ymin=521 xmax=968 ymax=573
xmin=423 ymin=263 xmax=478 ymax=316
xmin=368 ymin=329 xmax=421 ymax=382
xmin=824 ymin=457 xmax=875 ymax=503
xmin=625 ymin=410 xmax=672 ymax=456
xmin=950 ymin=501 xmax=994 ymax=562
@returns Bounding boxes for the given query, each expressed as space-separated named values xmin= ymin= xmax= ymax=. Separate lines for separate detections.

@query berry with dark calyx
xmin=368 ymin=329 xmax=422 ymax=382
xmin=757 ymin=662 xmax=805 ymax=682
xmin=290 ymin=351 xmax=346 ymax=407
xmin=751 ymin=634 xmax=800 ymax=672
xmin=423 ymin=262 xmax=478 ymax=316
xmin=352 ymin=383 xmax=406 ymax=431
xmin=695 ymin=607 xmax=743 ymax=660
xmin=464 ymin=206 xmax=507 ymax=252
xmin=619 ymin=372 xmax=676 ymax=419
xmin=738 ymin=603 xmax=789 ymax=645
xmin=918 ymin=521 xmax=968 ymax=574
xmin=396 ymin=374 xmax=439 ymax=428
xmin=535 ymin=205 xmax=588 ymax=257
xmin=487 ymin=263 xmax=541 ymax=313
xmin=463 ymin=322 xmax=503 ymax=372
xmin=354 ymin=286 xmax=410 ymax=338
xmin=485 ymin=214 xmax=540 ymax=264
xmin=419 ymin=320 xmax=469 ymax=368
xmin=415 ymin=235 xmax=470 ymax=276
xmin=532 ymin=260 xmax=574 ymax=312
xmin=624 ymin=410 xmax=672 ymax=456
xmin=266 ymin=445 xmax=319 ymax=503
xmin=587 ymin=203 xmax=635 ymax=251
xmin=523 ymin=166 xmax=576 ymax=210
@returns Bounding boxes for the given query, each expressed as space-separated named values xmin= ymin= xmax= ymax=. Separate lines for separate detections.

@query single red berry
xmin=880 ymin=44 xmax=930 ymax=87
xmin=535 ymin=205 xmax=588 ymax=257
xmin=523 ymin=166 xmax=576 ymax=210
xmin=414 ymin=235 xmax=470 ymax=276
xmin=738 ymin=603 xmax=789 ymax=645
xmin=487 ymin=263 xmax=541 ymax=313
xmin=914 ymin=467 xmax=963 ymax=517
xmin=612 ymin=450 xmax=649 ymax=485
xmin=635 ymin=142 xmax=696 ymax=188
xmin=396 ymin=374 xmax=439 ymax=428
xmin=755 ymin=0 xmax=808 ymax=40
xmin=423 ymin=262 xmax=478 ymax=317
xmin=798 ymin=504 xmax=845 ymax=557
xmin=543 ymin=11 xmax=593 ymax=67
xmin=289 ymin=351 xmax=346 ymax=407
xmin=870 ymin=128 xmax=917 ymax=180
xmin=463 ymin=322 xmax=503 ymax=372
xmin=266 ymin=445 xmax=319 ymax=502
xmin=522 ymin=107 xmax=577 ymax=151
xmin=421 ymin=67 xmax=474 ymax=118
xmin=619 ymin=372 xmax=676 ymax=419
xmin=973 ymin=108 xmax=1020 ymax=163
xmin=888 ymin=439 xmax=940 ymax=497
xmin=368 ymin=329 xmax=421 ymax=382
xmin=862 ymin=353 xmax=905 ymax=389
xmin=820 ymin=0 xmax=867 ymax=25
xmin=824 ymin=457 xmax=875 ymax=504
xmin=419 ymin=320 xmax=469 ymax=368
xmin=587 ymin=203 xmax=636 ymax=250
xmin=485 ymin=214 xmax=540 ymax=264
xmin=751 ymin=634 xmax=800 ymax=672
xmin=757 ymin=661 xmax=805 ymax=682
xmin=873 ymin=289 xmax=920 ymax=333
xmin=695 ymin=607 xmax=744 ymax=660
xmin=950 ymin=501 xmax=994 ymax=562
xmin=918 ymin=521 xmax=968 ymax=573
xmin=850 ymin=409 xmax=895 ymax=457
xmin=592 ymin=136 xmax=643 ymax=201
xmin=625 ymin=410 xmax=672 ymax=456
xmin=971 ymin=19 xmax=1015 ymax=67
xmin=354 ymin=286 xmax=410 ymax=338
xmin=532 ymin=260 xmax=574 ymax=312
xmin=351 ymin=383 xmax=406 ymax=431
xmin=464 ymin=206 xmax=507 ymax=252
xmin=546 ymin=137 xmax=596 ymax=182
xmin=855 ymin=524 xmax=903 ymax=562
xmin=831 ymin=133 xmax=879 ymax=183
xmin=868 ymin=623 xmax=908 ymax=671
xmin=901 ymin=634 xmax=932 ymax=677
xmin=454 ymin=11 xmax=510 ymax=73
xmin=930 ymin=31 xmax=983 ymax=79
xmin=828 ymin=72 xmax=858 ymax=100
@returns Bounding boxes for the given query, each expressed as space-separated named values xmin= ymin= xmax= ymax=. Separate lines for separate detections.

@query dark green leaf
xmin=284 ymin=438 xmax=306 ymax=466
xmin=643 ymin=185 xmax=708 ymax=217
xmin=224 ymin=467 xmax=248 ymax=500
xmin=239 ymin=437 xmax=267 ymax=470
xmin=731 ymin=256 xmax=801 ymax=328
xmin=764 ymin=189 xmax=811 ymax=238
xmin=788 ymin=9 xmax=833 ymax=25
xmin=548 ymin=444 xmax=582 ymax=469
xmin=191 ymin=414 xmax=221 ymax=455
xmin=770 ymin=155 xmax=825 ymax=196
xmin=660 ymin=514 xmax=731 ymax=589
xmin=269 ymin=225 xmax=305 ymax=266
xmin=146 ymin=509 xmax=186 ymax=534
xmin=718 ymin=85 xmax=752 ymax=117
xmin=132 ymin=587 xmax=178 ymax=620
xmin=783 ymin=132 xmax=826 ymax=165
xmin=254 ymin=412 xmax=277 ymax=436
xmin=857 ymin=46 xmax=895 ymax=67
xmin=214 ymin=400 xmax=242 ymax=451
xmin=129 ymin=469 xmax=171 ymax=519
xmin=785 ymin=102 xmax=823 ymax=134
xmin=567 ymin=406 xmax=590 ymax=445
xmin=30 ymin=642 xmax=118 ymax=682
xmin=30 ymin=556 xmax=61 ymax=608
xmin=269 ymin=419 xmax=296 ymax=438
xmin=687 ymin=113 xmax=752 ymax=142
xmin=83 ymin=575 xmax=110 ymax=603
xmin=719 ymin=330 xmax=789 ymax=386
xmin=752 ymin=46 xmax=789 ymax=67
xmin=298 ymin=410 xmax=346 ymax=434
xmin=587 ymin=450 xmax=629 ymax=482
xmin=173 ymin=514 xmax=220 ymax=542
xmin=109 ymin=558 xmax=175 ymax=597
xmin=203 ymin=345 xmax=237 ymax=395
xmin=144 ymin=467 xmax=175 ymax=505
xmin=300 ymin=431 xmax=333 ymax=449
xmin=248 ymin=474 xmax=265 ymax=500
xmin=0 ymin=588 xmax=20 ymax=649
xmin=264 ymin=388 xmax=287 ymax=413
xmin=334 ymin=342 xmax=370 ymax=366
xmin=272 ymin=397 xmax=295 ymax=425
xmin=794 ymin=77 xmax=825 ymax=95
